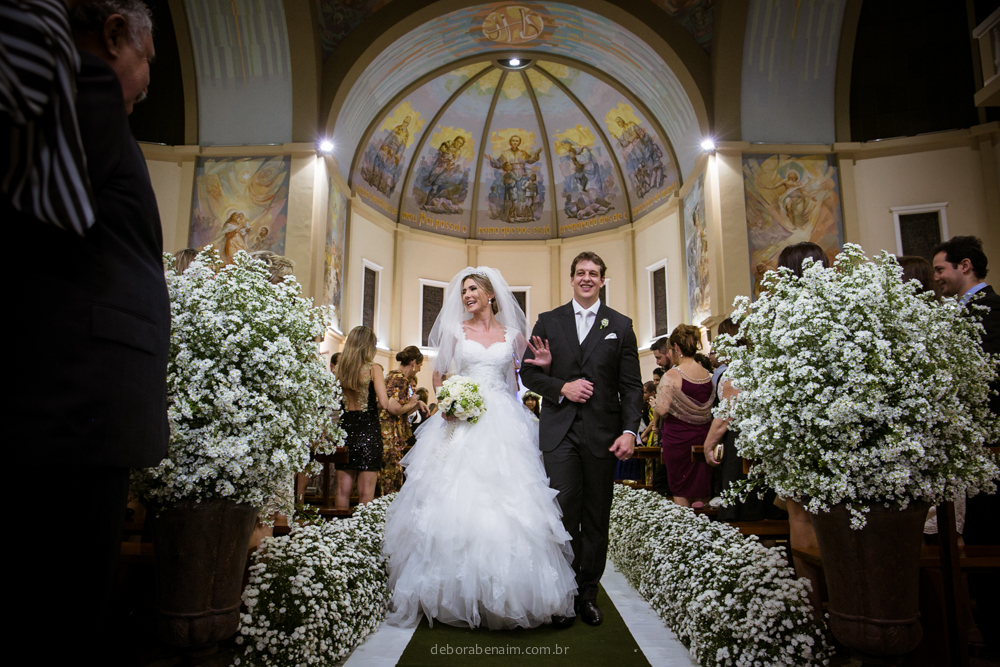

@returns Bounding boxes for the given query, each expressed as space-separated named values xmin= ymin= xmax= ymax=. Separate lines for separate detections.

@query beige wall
xmin=146 ymin=158 xmax=184 ymax=253
xmin=346 ymin=207 xmax=395 ymax=346
xmin=139 ymin=126 xmax=1000 ymax=402
xmin=853 ymin=145 xmax=993 ymax=259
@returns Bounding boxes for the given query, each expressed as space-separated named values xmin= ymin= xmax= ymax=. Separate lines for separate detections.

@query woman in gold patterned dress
xmin=380 ymin=346 xmax=426 ymax=494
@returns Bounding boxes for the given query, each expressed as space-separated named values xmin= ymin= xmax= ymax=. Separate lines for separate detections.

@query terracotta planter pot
xmin=151 ymin=499 xmax=258 ymax=658
xmin=812 ymin=501 xmax=930 ymax=665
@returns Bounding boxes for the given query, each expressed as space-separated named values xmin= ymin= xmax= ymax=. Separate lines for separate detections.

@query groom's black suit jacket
xmin=521 ymin=301 xmax=643 ymax=456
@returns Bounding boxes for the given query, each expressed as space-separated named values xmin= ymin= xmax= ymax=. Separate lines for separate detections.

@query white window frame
xmin=509 ymin=285 xmax=532 ymax=322
xmin=361 ymin=258 xmax=383 ymax=346
xmin=646 ymin=259 xmax=670 ymax=345
xmin=891 ymin=202 xmax=949 ymax=257
xmin=418 ymin=278 xmax=449 ymax=351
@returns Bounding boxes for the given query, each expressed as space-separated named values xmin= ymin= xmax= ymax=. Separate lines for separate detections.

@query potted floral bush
xmin=132 ymin=250 xmax=344 ymax=658
xmin=714 ymin=244 xmax=999 ymax=661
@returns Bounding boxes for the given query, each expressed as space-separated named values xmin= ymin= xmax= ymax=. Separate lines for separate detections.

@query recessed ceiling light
xmin=701 ymin=138 xmax=716 ymax=152
xmin=509 ymin=58 xmax=521 ymax=67
xmin=319 ymin=140 xmax=334 ymax=153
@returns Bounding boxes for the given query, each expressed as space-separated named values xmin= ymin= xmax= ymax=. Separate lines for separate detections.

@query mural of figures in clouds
xmin=325 ymin=178 xmax=348 ymax=331
xmin=359 ymin=102 xmax=424 ymax=196
xmin=411 ymin=126 xmax=474 ymax=214
xmin=553 ymin=125 xmax=618 ymax=222
xmin=485 ymin=130 xmax=545 ymax=223
xmin=189 ymin=156 xmax=291 ymax=264
xmin=604 ymin=103 xmax=666 ymax=199
xmin=743 ymin=154 xmax=844 ymax=298
xmin=684 ymin=173 xmax=710 ymax=325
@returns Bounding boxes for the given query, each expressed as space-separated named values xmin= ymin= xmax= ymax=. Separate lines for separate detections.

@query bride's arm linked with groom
xmin=519 ymin=251 xmax=644 ymax=626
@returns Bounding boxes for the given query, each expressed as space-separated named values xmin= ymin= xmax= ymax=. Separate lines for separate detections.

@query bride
xmin=382 ymin=267 xmax=578 ymax=630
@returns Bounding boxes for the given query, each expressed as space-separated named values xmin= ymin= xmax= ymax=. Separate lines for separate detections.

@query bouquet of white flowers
xmin=714 ymin=244 xmax=1000 ymax=528
xmin=436 ymin=375 xmax=486 ymax=423
xmin=132 ymin=249 xmax=345 ymax=519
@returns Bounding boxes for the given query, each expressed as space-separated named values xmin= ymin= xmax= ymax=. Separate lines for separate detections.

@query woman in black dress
xmin=334 ymin=326 xmax=399 ymax=509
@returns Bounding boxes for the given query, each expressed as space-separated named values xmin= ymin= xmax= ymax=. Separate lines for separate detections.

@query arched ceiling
xmin=317 ymin=0 xmax=716 ymax=59
xmin=329 ymin=3 xmax=706 ymax=190
xmin=350 ymin=58 xmax=680 ymax=241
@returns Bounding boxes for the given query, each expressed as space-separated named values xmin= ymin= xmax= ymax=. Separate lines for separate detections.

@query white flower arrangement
xmin=609 ymin=485 xmax=831 ymax=666
xmin=132 ymin=250 xmax=345 ymax=519
xmin=436 ymin=375 xmax=486 ymax=423
xmin=713 ymin=244 xmax=1000 ymax=528
xmin=234 ymin=496 xmax=394 ymax=666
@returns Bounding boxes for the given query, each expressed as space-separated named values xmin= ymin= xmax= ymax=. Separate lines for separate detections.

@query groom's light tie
xmin=577 ymin=310 xmax=593 ymax=344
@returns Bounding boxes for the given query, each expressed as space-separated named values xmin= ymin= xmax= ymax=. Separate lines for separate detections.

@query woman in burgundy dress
xmin=655 ymin=323 xmax=715 ymax=507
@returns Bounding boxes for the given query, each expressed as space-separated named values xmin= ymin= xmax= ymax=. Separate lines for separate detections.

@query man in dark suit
xmin=7 ymin=1 xmax=168 ymax=657
xmin=933 ymin=235 xmax=999 ymax=648
xmin=521 ymin=252 xmax=643 ymax=627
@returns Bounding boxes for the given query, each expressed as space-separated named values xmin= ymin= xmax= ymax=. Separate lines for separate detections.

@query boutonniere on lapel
xmin=599 ymin=318 xmax=609 ymax=330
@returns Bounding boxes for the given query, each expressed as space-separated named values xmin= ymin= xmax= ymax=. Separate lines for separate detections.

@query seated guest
xmin=615 ymin=384 xmax=652 ymax=482
xmin=934 ymin=236 xmax=999 ymax=648
xmin=898 ymin=255 xmax=939 ymax=298
xmin=775 ymin=241 xmax=830 ymax=621
xmin=704 ymin=318 xmax=785 ymax=522
xmin=173 ymin=247 xmax=199 ymax=274
xmin=522 ymin=391 xmax=542 ymax=418
xmin=638 ymin=381 xmax=659 ymax=447
xmin=649 ymin=336 xmax=673 ymax=369
xmin=655 ymin=324 xmax=715 ymax=507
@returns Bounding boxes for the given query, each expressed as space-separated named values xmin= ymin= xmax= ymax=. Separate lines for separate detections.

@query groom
xmin=521 ymin=251 xmax=643 ymax=627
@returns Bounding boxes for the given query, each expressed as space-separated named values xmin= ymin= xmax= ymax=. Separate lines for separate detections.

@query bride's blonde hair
xmin=462 ymin=273 xmax=499 ymax=315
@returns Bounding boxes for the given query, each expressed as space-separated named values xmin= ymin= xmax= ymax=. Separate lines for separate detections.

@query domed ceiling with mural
xmin=351 ymin=59 xmax=680 ymax=241
xmin=335 ymin=1 xmax=710 ymax=243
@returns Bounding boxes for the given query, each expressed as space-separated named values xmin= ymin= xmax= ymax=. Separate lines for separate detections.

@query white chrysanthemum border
xmin=235 ymin=495 xmax=393 ymax=667
xmin=609 ymin=485 xmax=832 ymax=667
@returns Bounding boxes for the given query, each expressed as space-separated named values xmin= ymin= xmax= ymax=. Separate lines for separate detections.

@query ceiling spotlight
xmin=701 ymin=138 xmax=716 ymax=152
xmin=318 ymin=140 xmax=334 ymax=153
xmin=509 ymin=58 xmax=521 ymax=67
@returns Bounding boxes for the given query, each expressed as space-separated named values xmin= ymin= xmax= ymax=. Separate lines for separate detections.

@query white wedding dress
xmin=383 ymin=324 xmax=578 ymax=630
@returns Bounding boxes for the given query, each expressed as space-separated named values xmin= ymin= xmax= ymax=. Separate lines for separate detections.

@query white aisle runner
xmin=340 ymin=562 xmax=697 ymax=667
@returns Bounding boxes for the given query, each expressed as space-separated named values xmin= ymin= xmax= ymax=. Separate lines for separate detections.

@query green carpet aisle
xmin=394 ymin=585 xmax=651 ymax=667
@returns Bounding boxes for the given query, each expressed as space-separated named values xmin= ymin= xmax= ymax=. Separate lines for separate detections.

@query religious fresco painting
xmin=476 ymin=73 xmax=552 ymax=240
xmin=353 ymin=64 xmax=490 ymax=218
xmin=527 ymin=68 xmax=624 ymax=238
xmin=399 ymin=68 xmax=500 ymax=239
xmin=537 ymin=63 xmax=678 ymax=220
xmin=358 ymin=101 xmax=423 ymax=198
xmin=743 ymin=154 xmax=844 ymax=298
xmin=333 ymin=3 xmax=700 ymax=184
xmin=683 ymin=173 xmax=710 ymax=325
xmin=325 ymin=178 xmax=348 ymax=332
xmin=189 ymin=156 xmax=291 ymax=264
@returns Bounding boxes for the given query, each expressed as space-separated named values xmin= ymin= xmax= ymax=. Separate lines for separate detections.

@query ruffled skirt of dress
xmin=382 ymin=388 xmax=577 ymax=630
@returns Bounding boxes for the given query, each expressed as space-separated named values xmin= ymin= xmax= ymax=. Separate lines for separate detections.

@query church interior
xmin=53 ymin=0 xmax=1000 ymax=665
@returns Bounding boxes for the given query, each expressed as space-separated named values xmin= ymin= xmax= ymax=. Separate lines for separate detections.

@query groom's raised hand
xmin=560 ymin=378 xmax=593 ymax=402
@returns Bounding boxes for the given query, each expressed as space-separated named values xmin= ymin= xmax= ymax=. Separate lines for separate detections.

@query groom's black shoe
xmin=576 ymin=600 xmax=603 ymax=626
xmin=551 ymin=614 xmax=575 ymax=629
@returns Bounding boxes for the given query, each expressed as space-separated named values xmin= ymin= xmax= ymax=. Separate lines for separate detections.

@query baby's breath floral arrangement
xmin=132 ymin=250 xmax=345 ymax=518
xmin=436 ymin=375 xmax=486 ymax=423
xmin=609 ymin=485 xmax=831 ymax=666
xmin=714 ymin=244 xmax=1000 ymax=528
xmin=234 ymin=496 xmax=393 ymax=666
